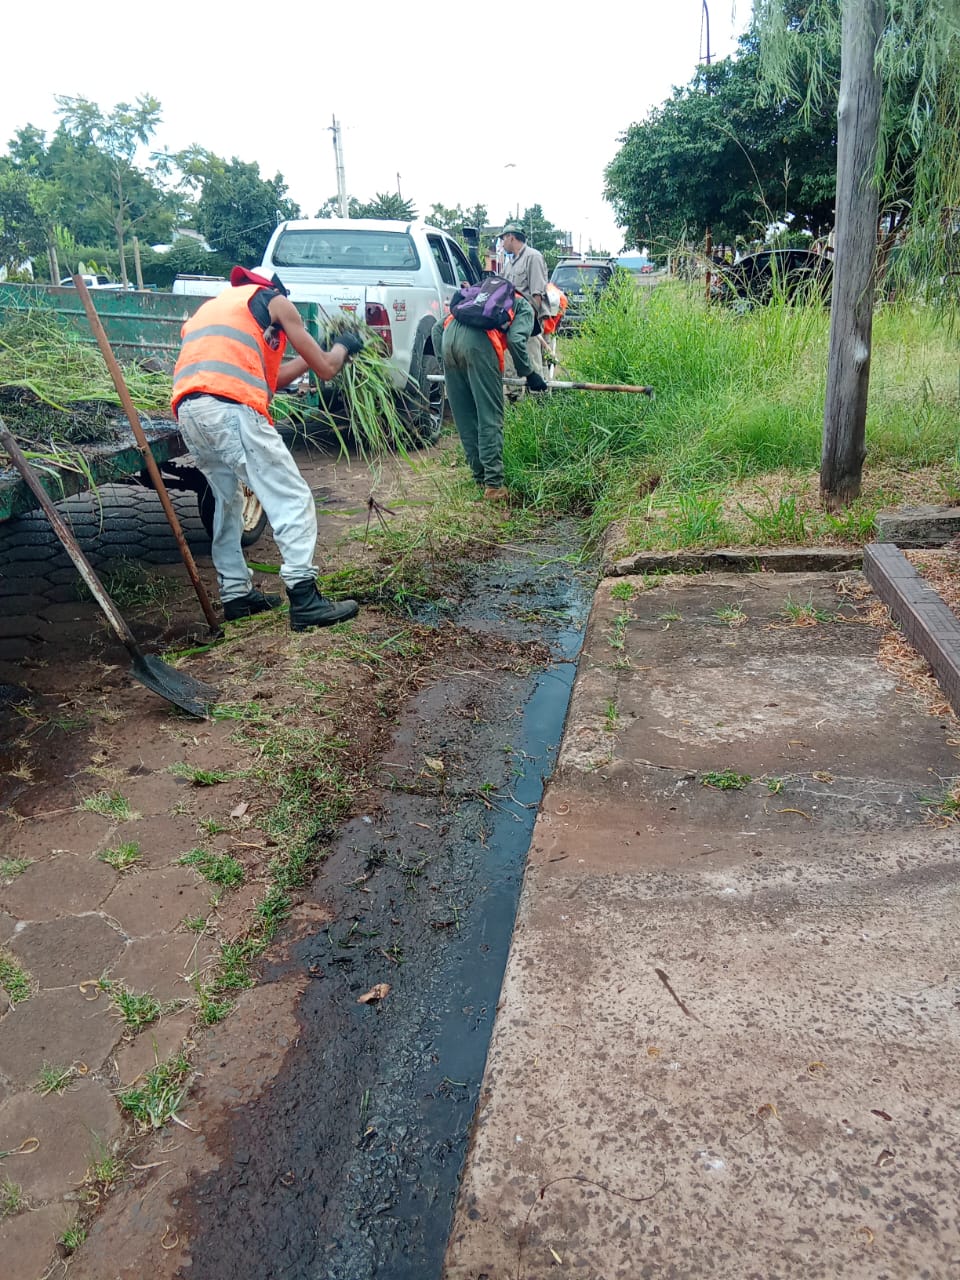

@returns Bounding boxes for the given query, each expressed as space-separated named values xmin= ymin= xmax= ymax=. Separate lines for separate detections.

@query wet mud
xmin=177 ymin=531 xmax=594 ymax=1279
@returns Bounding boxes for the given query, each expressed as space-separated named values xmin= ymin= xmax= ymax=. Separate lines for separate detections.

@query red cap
xmin=230 ymin=265 xmax=277 ymax=289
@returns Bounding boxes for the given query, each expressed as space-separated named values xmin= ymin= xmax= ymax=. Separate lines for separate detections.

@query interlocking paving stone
xmin=0 ymin=856 xmax=116 ymax=921
xmin=102 ymin=867 xmax=212 ymax=938
xmin=0 ymin=1079 xmax=122 ymax=1201
xmin=0 ymin=1202 xmax=74 ymax=1280
xmin=0 ymin=987 xmax=123 ymax=1085
xmin=6 ymin=914 xmax=126 ymax=989
xmin=106 ymin=932 xmax=217 ymax=1001
xmin=113 ymin=1007 xmax=197 ymax=1089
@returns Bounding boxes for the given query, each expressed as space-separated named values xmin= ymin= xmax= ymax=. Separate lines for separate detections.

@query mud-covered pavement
xmin=0 ymin=435 xmax=595 ymax=1279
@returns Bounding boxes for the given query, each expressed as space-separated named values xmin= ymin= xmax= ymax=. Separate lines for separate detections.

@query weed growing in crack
xmin=701 ymin=769 xmax=752 ymax=791
xmin=196 ymin=817 xmax=229 ymax=837
xmin=182 ymin=913 xmax=208 ymax=934
xmin=86 ymin=1141 xmax=126 ymax=1195
xmin=117 ymin=1051 xmax=191 ymax=1131
xmin=80 ymin=790 xmax=139 ymax=821
xmin=170 ymin=763 xmax=234 ymax=786
xmin=178 ymin=847 xmax=245 ymax=889
xmin=0 ymin=857 xmax=32 ymax=882
xmin=0 ymin=1178 xmax=23 ymax=1217
xmin=918 ymin=780 xmax=960 ymax=824
xmin=34 ymin=1062 xmax=77 ymax=1096
xmin=98 ymin=841 xmax=142 ymax=872
xmin=98 ymin=980 xmax=175 ymax=1031
xmin=715 ymin=604 xmax=747 ymax=627
xmin=193 ymin=979 xmax=233 ymax=1025
xmin=0 ymin=953 xmax=32 ymax=1005
xmin=610 ymin=580 xmax=636 ymax=601
xmin=604 ymin=701 xmax=620 ymax=733
xmin=60 ymin=1222 xmax=87 ymax=1253
xmin=780 ymin=595 xmax=834 ymax=625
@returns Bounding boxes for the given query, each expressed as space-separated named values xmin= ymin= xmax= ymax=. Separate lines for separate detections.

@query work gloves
xmin=525 ymin=371 xmax=548 ymax=392
xmin=333 ymin=331 xmax=365 ymax=358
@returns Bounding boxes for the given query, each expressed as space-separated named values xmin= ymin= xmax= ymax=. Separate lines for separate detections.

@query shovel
xmin=0 ymin=422 xmax=218 ymax=719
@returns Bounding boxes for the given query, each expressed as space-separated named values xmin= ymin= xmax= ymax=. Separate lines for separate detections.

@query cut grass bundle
xmin=0 ymin=310 xmax=171 ymax=443
xmin=296 ymin=312 xmax=412 ymax=460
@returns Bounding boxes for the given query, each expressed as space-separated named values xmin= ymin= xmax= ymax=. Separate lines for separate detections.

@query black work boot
xmin=223 ymin=589 xmax=282 ymax=621
xmin=287 ymin=580 xmax=359 ymax=631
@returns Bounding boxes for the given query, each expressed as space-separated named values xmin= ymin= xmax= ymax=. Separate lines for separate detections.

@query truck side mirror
xmin=462 ymin=226 xmax=479 ymax=245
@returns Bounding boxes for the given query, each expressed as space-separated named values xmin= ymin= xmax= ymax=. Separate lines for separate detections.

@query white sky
xmin=3 ymin=0 xmax=750 ymax=257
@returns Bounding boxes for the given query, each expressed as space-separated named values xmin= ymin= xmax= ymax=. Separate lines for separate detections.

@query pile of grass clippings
xmin=0 ymin=310 xmax=170 ymax=445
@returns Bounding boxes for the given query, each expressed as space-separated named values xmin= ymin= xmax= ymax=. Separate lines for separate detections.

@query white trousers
xmin=176 ymin=396 xmax=318 ymax=601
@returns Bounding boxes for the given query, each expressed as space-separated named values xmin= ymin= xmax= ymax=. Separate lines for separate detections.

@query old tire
xmin=198 ymin=481 xmax=269 ymax=548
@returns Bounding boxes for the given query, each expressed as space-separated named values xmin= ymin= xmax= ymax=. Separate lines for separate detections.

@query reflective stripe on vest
xmin=171 ymin=285 xmax=286 ymax=421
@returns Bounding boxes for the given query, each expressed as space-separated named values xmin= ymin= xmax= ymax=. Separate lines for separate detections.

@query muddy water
xmin=181 ymin=527 xmax=593 ymax=1279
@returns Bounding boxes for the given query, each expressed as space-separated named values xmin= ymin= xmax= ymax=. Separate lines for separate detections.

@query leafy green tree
xmin=52 ymin=95 xmax=174 ymax=286
xmin=353 ymin=192 xmax=418 ymax=220
xmin=0 ymin=162 xmax=51 ymax=275
xmin=172 ymin=149 xmax=300 ymax=263
xmin=604 ymin=25 xmax=838 ymax=250
xmin=315 ymin=194 xmax=362 ymax=217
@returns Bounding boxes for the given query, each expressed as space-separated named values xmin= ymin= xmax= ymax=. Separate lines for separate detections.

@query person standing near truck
xmin=171 ymin=265 xmax=363 ymax=630
xmin=500 ymin=223 xmax=549 ymax=377
xmin=436 ymin=282 xmax=547 ymax=501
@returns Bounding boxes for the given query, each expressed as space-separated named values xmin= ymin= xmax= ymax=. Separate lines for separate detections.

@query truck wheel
xmin=403 ymin=352 xmax=444 ymax=445
xmin=197 ymin=481 xmax=269 ymax=548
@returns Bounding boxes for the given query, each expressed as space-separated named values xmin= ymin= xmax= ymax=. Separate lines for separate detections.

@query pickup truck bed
xmin=0 ymin=422 xmax=187 ymax=523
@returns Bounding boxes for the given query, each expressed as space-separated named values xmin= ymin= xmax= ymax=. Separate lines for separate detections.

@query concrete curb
xmin=863 ymin=541 xmax=960 ymax=715
xmin=606 ymin=546 xmax=863 ymax=576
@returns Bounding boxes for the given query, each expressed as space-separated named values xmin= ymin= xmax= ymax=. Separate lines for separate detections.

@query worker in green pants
xmin=437 ymin=292 xmax=545 ymax=501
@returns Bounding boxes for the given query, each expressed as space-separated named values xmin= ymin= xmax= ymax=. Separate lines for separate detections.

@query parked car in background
xmin=549 ymin=256 xmax=619 ymax=329
xmin=712 ymin=249 xmax=833 ymax=308
xmin=59 ymin=274 xmax=127 ymax=290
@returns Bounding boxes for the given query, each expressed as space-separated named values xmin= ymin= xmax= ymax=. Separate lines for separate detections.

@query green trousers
xmin=441 ymin=322 xmax=505 ymax=488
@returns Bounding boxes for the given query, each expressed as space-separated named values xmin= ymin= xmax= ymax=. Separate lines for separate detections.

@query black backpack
xmin=450 ymin=276 xmax=516 ymax=331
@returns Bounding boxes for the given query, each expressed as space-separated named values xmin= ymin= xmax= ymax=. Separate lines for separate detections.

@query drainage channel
xmin=181 ymin=525 xmax=595 ymax=1280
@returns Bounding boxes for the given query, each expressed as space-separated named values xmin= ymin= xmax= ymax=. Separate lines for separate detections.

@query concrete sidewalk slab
xmin=445 ymin=571 xmax=960 ymax=1279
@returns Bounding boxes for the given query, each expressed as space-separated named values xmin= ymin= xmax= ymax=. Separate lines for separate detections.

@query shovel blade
xmin=131 ymin=653 xmax=218 ymax=719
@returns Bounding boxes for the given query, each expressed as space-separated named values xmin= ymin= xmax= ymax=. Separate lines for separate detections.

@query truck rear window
xmin=271 ymin=230 xmax=420 ymax=271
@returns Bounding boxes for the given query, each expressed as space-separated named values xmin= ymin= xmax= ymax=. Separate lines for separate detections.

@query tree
xmin=315 ymin=193 xmax=362 ymax=217
xmin=173 ymin=149 xmax=300 ymax=263
xmin=604 ymin=24 xmax=838 ymax=250
xmin=353 ymin=192 xmax=418 ymax=220
xmin=53 ymin=95 xmax=173 ymax=286
xmin=0 ymin=163 xmax=51 ymax=276
xmin=755 ymin=0 xmax=960 ymax=505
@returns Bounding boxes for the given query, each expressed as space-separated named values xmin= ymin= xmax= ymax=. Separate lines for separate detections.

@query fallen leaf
xmin=357 ymin=983 xmax=391 ymax=1004
xmin=423 ymin=756 xmax=445 ymax=774
xmin=871 ymin=1108 xmax=893 ymax=1122
xmin=812 ymin=771 xmax=834 ymax=783
xmin=230 ymin=801 xmax=249 ymax=819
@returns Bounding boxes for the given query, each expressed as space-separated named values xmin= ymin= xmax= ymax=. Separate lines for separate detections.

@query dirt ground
xmin=0 ymin=434 xmax=565 ymax=1279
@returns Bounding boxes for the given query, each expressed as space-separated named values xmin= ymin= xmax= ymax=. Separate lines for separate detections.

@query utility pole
xmin=330 ymin=116 xmax=348 ymax=218
xmin=702 ymin=0 xmax=711 ymax=64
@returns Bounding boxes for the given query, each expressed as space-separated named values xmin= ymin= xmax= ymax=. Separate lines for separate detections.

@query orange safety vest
xmin=171 ymin=285 xmax=287 ymax=422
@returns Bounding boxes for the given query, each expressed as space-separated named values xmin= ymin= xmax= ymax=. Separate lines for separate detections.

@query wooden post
xmin=132 ymin=236 xmax=144 ymax=291
xmin=704 ymin=226 xmax=713 ymax=302
xmin=820 ymin=0 xmax=883 ymax=509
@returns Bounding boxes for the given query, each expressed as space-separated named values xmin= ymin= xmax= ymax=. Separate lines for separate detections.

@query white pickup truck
xmin=258 ymin=218 xmax=481 ymax=438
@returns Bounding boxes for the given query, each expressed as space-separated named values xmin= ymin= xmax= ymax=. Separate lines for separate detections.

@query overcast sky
xmin=3 ymin=0 xmax=749 ymax=257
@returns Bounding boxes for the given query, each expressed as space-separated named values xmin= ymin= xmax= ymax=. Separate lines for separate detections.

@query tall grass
xmin=503 ymin=274 xmax=959 ymax=547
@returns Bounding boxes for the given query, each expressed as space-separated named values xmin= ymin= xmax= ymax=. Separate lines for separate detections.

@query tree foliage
xmin=754 ymin=0 xmax=960 ymax=300
xmin=604 ymin=24 xmax=838 ymax=250
xmin=352 ymin=192 xmax=418 ymax=220
xmin=173 ymin=148 xmax=300 ymax=263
